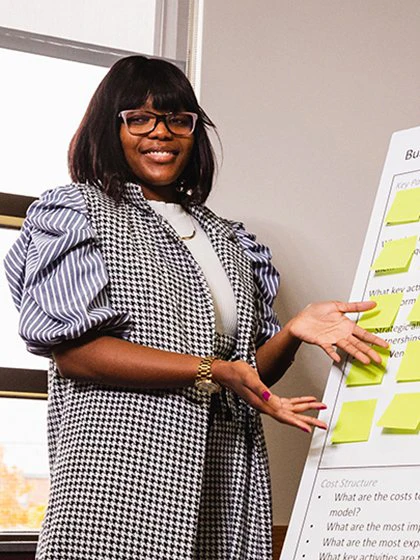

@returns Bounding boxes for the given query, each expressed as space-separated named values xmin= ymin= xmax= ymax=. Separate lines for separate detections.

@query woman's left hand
xmin=287 ymin=300 xmax=388 ymax=364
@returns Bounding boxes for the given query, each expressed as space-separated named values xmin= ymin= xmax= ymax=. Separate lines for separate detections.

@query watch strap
xmin=195 ymin=355 xmax=220 ymax=392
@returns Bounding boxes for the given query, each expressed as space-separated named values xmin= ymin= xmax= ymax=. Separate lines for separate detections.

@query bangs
xmin=150 ymin=88 xmax=196 ymax=113
xmin=118 ymin=59 xmax=199 ymax=113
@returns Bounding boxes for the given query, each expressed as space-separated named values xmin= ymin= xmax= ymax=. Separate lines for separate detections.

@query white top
xmin=148 ymin=200 xmax=238 ymax=336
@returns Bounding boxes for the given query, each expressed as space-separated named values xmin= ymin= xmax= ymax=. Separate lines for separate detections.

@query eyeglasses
xmin=118 ymin=110 xmax=198 ymax=137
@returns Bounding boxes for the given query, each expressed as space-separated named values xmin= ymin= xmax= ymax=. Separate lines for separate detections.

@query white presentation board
xmin=280 ymin=126 xmax=420 ymax=560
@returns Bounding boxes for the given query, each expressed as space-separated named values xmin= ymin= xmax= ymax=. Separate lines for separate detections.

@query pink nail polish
xmin=262 ymin=390 xmax=271 ymax=402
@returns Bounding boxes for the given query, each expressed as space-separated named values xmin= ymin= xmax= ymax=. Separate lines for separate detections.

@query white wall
xmin=200 ymin=0 xmax=420 ymax=525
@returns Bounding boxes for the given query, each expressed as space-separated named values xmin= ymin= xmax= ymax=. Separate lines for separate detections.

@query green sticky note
xmin=357 ymin=293 xmax=403 ymax=331
xmin=346 ymin=345 xmax=390 ymax=386
xmin=377 ymin=393 xmax=420 ymax=430
xmin=386 ymin=188 xmax=420 ymax=224
xmin=371 ymin=236 xmax=417 ymax=273
xmin=331 ymin=399 xmax=377 ymax=443
xmin=396 ymin=340 xmax=420 ymax=382
xmin=407 ymin=295 xmax=420 ymax=323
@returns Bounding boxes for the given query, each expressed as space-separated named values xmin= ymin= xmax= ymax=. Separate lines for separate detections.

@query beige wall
xmin=200 ymin=0 xmax=420 ymax=525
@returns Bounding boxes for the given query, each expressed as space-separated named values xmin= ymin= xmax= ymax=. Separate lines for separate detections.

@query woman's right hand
xmin=212 ymin=360 xmax=327 ymax=433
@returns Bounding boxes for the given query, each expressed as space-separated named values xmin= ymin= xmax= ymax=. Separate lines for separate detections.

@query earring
xmin=175 ymin=179 xmax=187 ymax=193
xmin=176 ymin=179 xmax=193 ymax=197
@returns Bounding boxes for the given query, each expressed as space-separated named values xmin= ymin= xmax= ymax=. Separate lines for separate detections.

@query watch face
xmin=195 ymin=379 xmax=221 ymax=394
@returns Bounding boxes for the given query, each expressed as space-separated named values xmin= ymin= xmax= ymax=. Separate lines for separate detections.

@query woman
xmin=4 ymin=56 xmax=386 ymax=559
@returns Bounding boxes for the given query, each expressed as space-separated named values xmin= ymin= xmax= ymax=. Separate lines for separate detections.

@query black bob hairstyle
xmin=69 ymin=55 xmax=216 ymax=204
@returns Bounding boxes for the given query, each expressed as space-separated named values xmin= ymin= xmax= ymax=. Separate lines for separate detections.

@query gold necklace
xmin=179 ymin=217 xmax=196 ymax=241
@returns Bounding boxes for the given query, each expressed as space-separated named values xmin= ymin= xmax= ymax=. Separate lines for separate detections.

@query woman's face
xmin=119 ymin=99 xmax=195 ymax=202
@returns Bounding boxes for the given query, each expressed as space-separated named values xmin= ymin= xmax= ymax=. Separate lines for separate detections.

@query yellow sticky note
xmin=407 ymin=295 xmax=420 ymax=323
xmin=331 ymin=400 xmax=377 ymax=444
xmin=377 ymin=393 xmax=420 ymax=430
xmin=346 ymin=346 xmax=390 ymax=386
xmin=386 ymin=188 xmax=420 ymax=224
xmin=396 ymin=340 xmax=420 ymax=382
xmin=357 ymin=293 xmax=403 ymax=331
xmin=371 ymin=236 xmax=417 ymax=273
xmin=382 ymin=426 xmax=420 ymax=435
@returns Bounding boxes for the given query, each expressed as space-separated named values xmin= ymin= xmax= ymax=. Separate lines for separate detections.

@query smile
xmin=143 ymin=150 xmax=178 ymax=155
xmin=141 ymin=149 xmax=179 ymax=163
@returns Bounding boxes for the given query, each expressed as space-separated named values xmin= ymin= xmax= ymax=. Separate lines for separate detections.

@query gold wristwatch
xmin=194 ymin=356 xmax=221 ymax=394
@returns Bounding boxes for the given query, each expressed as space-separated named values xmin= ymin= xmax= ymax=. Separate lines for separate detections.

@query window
xmin=0 ymin=1 xmax=199 ymax=550
xmin=0 ymin=228 xmax=49 ymax=544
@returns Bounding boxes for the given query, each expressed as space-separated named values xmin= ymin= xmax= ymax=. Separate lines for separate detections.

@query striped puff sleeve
xmin=231 ymin=221 xmax=281 ymax=348
xmin=4 ymin=184 xmax=130 ymax=357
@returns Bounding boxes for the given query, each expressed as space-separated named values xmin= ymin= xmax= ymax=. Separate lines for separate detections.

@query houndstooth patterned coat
xmin=27 ymin=183 xmax=277 ymax=559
